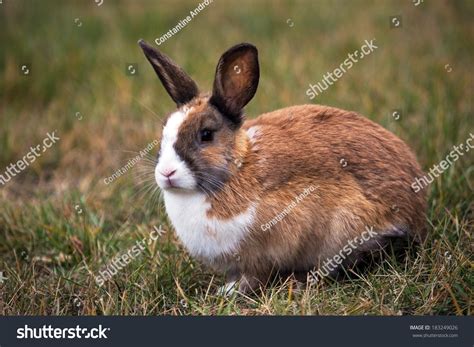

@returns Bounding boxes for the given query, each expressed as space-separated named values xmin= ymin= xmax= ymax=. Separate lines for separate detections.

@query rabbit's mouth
xmin=155 ymin=166 xmax=197 ymax=190
xmin=162 ymin=176 xmax=179 ymax=189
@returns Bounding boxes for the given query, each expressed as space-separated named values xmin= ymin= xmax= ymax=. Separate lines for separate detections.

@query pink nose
xmin=160 ymin=169 xmax=176 ymax=178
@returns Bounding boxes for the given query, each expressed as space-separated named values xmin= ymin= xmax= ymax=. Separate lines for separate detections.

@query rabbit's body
xmin=163 ymin=103 xmax=426 ymax=288
xmin=139 ymin=40 xmax=427 ymax=292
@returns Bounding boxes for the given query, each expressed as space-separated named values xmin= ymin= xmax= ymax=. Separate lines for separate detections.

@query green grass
xmin=0 ymin=0 xmax=472 ymax=315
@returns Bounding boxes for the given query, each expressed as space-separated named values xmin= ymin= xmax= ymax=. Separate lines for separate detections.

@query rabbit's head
xmin=138 ymin=40 xmax=259 ymax=194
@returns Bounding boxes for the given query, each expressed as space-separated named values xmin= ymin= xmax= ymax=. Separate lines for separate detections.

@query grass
xmin=0 ymin=0 xmax=472 ymax=315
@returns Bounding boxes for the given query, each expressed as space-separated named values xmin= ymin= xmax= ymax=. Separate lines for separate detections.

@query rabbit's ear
xmin=210 ymin=43 xmax=259 ymax=127
xmin=138 ymin=39 xmax=199 ymax=106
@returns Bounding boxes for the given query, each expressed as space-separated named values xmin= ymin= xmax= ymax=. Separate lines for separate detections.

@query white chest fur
xmin=163 ymin=191 xmax=256 ymax=259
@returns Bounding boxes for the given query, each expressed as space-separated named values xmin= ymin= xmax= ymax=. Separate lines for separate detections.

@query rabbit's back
xmin=236 ymin=105 xmax=427 ymax=268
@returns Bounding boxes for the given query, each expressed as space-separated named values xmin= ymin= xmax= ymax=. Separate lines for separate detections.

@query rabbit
xmin=138 ymin=39 xmax=427 ymax=293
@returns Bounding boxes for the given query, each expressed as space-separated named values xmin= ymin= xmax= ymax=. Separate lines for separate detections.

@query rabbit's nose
xmin=160 ymin=169 xmax=176 ymax=178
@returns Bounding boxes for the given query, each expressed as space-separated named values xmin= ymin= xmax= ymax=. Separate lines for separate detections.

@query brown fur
xmin=200 ymin=104 xmax=427 ymax=289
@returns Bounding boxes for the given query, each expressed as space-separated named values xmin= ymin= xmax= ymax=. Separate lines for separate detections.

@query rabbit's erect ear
xmin=210 ymin=43 xmax=259 ymax=127
xmin=138 ymin=39 xmax=199 ymax=106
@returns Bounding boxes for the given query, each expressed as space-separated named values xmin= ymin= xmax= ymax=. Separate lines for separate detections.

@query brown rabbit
xmin=138 ymin=40 xmax=427 ymax=293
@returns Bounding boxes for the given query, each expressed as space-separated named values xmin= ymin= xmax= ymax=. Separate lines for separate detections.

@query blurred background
xmin=0 ymin=0 xmax=472 ymax=315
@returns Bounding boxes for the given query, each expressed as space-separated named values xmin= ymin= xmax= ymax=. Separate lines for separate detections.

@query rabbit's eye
xmin=200 ymin=129 xmax=214 ymax=142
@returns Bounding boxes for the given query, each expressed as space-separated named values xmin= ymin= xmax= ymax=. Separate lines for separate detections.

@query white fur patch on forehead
xmin=162 ymin=106 xmax=192 ymax=142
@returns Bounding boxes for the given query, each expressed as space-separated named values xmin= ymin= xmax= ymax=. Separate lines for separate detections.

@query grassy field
xmin=0 ymin=0 xmax=472 ymax=315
